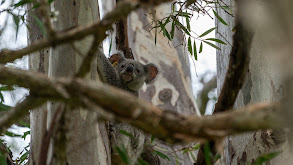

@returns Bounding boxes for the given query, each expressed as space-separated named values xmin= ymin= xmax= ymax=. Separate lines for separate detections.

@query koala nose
xmin=126 ymin=65 xmax=134 ymax=73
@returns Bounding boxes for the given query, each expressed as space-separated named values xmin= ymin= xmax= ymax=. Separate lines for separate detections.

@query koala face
xmin=109 ymin=52 xmax=158 ymax=92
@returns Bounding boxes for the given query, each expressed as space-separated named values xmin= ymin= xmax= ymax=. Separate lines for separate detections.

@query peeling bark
xmin=27 ymin=1 xmax=49 ymax=164
xmin=128 ymin=3 xmax=200 ymax=164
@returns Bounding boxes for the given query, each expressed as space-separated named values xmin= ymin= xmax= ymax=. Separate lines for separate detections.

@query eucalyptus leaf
xmin=194 ymin=41 xmax=197 ymax=60
xmin=203 ymin=41 xmax=221 ymax=50
xmin=199 ymin=27 xmax=216 ymax=38
xmin=188 ymin=37 xmax=192 ymax=55
xmin=199 ymin=42 xmax=203 ymax=53
xmin=205 ymin=38 xmax=226 ymax=45
xmin=213 ymin=9 xmax=228 ymax=26
xmin=154 ymin=150 xmax=170 ymax=161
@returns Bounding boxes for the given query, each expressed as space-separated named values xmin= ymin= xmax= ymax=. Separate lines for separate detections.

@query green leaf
xmin=203 ymin=41 xmax=221 ymax=50
xmin=204 ymin=143 xmax=212 ymax=165
xmin=173 ymin=17 xmax=190 ymax=35
xmin=119 ymin=130 xmax=134 ymax=139
xmin=157 ymin=21 xmax=166 ymax=34
xmin=187 ymin=37 xmax=192 ymax=55
xmin=189 ymin=151 xmax=197 ymax=162
xmin=0 ymin=92 xmax=4 ymax=103
xmin=253 ymin=152 xmax=281 ymax=165
xmin=194 ymin=41 xmax=197 ymax=61
xmin=5 ymin=131 xmax=22 ymax=137
xmin=192 ymin=144 xmax=200 ymax=150
xmin=32 ymin=2 xmax=40 ymax=9
xmin=151 ymin=135 xmax=155 ymax=144
xmin=232 ymin=26 xmax=236 ymax=32
xmin=137 ymin=158 xmax=149 ymax=165
xmin=186 ymin=17 xmax=190 ymax=31
xmin=154 ymin=146 xmax=168 ymax=152
xmin=213 ymin=9 xmax=228 ymax=26
xmin=0 ymin=152 xmax=7 ymax=165
xmin=170 ymin=21 xmax=175 ymax=39
xmin=22 ymin=131 xmax=30 ymax=140
xmin=31 ymin=14 xmax=46 ymax=37
xmin=221 ymin=5 xmax=232 ymax=13
xmin=19 ymin=150 xmax=29 ymax=164
xmin=0 ymin=103 xmax=11 ymax=111
xmin=182 ymin=148 xmax=189 ymax=154
xmin=175 ymin=11 xmax=192 ymax=17
xmin=154 ymin=150 xmax=170 ymax=161
xmin=13 ymin=0 xmax=32 ymax=8
xmin=48 ymin=0 xmax=54 ymax=4
xmin=19 ymin=121 xmax=30 ymax=128
xmin=199 ymin=42 xmax=203 ymax=53
xmin=12 ymin=13 xmax=20 ymax=40
xmin=155 ymin=24 xmax=157 ymax=45
xmin=171 ymin=2 xmax=175 ymax=13
xmin=205 ymin=38 xmax=227 ymax=45
xmin=108 ymin=36 xmax=113 ymax=56
xmin=163 ymin=29 xmax=171 ymax=41
xmin=163 ymin=17 xmax=170 ymax=27
xmin=0 ymin=86 xmax=14 ymax=91
xmin=199 ymin=27 xmax=216 ymax=38
xmin=115 ymin=146 xmax=130 ymax=164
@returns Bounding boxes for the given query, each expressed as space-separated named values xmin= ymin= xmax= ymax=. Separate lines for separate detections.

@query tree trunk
xmin=27 ymin=2 xmax=49 ymax=164
xmin=128 ymin=3 xmax=200 ymax=165
xmin=48 ymin=0 xmax=108 ymax=164
xmin=216 ymin=0 xmax=290 ymax=164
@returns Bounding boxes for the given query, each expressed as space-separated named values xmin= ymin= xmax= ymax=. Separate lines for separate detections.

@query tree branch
xmin=197 ymin=76 xmax=217 ymax=114
xmin=0 ymin=96 xmax=46 ymax=133
xmin=197 ymin=1 xmax=254 ymax=163
xmin=213 ymin=11 xmax=254 ymax=113
xmin=0 ymin=66 xmax=283 ymax=143
xmin=0 ymin=0 xmax=173 ymax=64
xmin=75 ymin=34 xmax=100 ymax=78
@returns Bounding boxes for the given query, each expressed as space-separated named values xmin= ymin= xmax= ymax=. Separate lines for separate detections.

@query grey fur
xmin=96 ymin=49 xmax=158 ymax=164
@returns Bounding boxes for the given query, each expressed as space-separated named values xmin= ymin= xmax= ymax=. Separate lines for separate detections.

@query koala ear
xmin=109 ymin=52 xmax=124 ymax=65
xmin=144 ymin=63 xmax=158 ymax=83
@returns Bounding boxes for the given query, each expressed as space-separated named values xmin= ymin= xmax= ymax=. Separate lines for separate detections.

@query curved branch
xmin=0 ymin=66 xmax=283 ymax=143
xmin=0 ymin=96 xmax=46 ymax=133
xmin=214 ymin=8 xmax=254 ymax=113
xmin=0 ymin=0 xmax=173 ymax=64
xmin=197 ymin=76 xmax=217 ymax=114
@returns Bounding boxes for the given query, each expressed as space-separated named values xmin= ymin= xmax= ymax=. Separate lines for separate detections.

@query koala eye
xmin=136 ymin=69 xmax=140 ymax=73
xmin=121 ymin=64 xmax=125 ymax=68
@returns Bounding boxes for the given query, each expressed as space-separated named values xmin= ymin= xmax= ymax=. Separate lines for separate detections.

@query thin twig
xmin=39 ymin=104 xmax=64 ymax=165
xmin=0 ymin=96 xmax=46 ymax=133
xmin=75 ymin=34 xmax=100 ymax=78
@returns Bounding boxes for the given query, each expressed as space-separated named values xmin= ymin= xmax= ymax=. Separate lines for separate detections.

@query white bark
xmin=99 ymin=0 xmax=116 ymax=56
xmin=216 ymin=0 xmax=290 ymax=164
xmin=27 ymin=2 xmax=49 ymax=164
xmin=48 ymin=0 xmax=108 ymax=164
xmin=128 ymin=3 xmax=199 ymax=165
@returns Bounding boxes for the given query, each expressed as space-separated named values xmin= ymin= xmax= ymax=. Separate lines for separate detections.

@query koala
xmin=97 ymin=50 xmax=158 ymax=95
xmin=108 ymin=52 xmax=158 ymax=95
xmin=96 ymin=49 xmax=158 ymax=164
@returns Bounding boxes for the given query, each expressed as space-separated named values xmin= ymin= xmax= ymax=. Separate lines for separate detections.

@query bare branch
xmin=197 ymin=76 xmax=217 ymax=114
xmin=75 ymin=34 xmax=100 ymax=78
xmin=0 ymin=66 xmax=283 ymax=143
xmin=39 ymin=104 xmax=64 ymax=165
xmin=0 ymin=96 xmax=46 ymax=133
xmin=214 ymin=5 xmax=254 ymax=113
xmin=0 ymin=0 xmax=173 ymax=64
xmin=197 ymin=0 xmax=254 ymax=163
